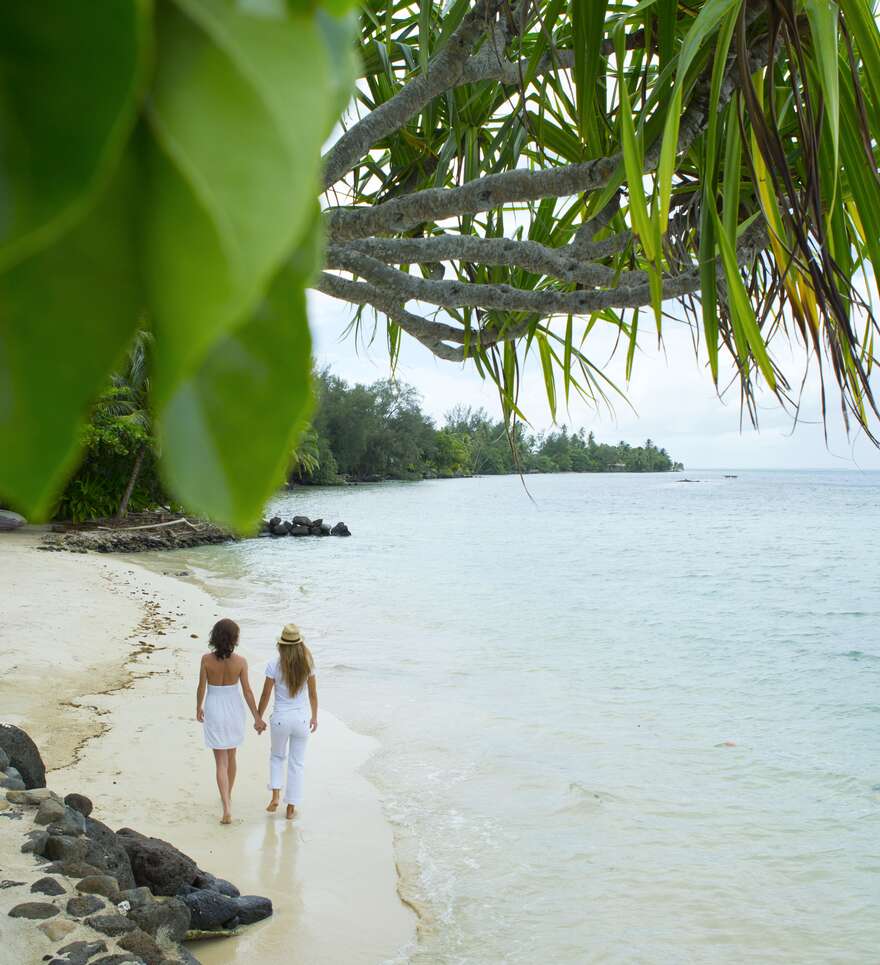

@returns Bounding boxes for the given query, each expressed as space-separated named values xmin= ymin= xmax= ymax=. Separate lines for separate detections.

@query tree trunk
xmin=117 ymin=445 xmax=146 ymax=519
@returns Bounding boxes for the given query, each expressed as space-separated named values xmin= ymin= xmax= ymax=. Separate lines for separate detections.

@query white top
xmin=265 ymin=656 xmax=315 ymax=713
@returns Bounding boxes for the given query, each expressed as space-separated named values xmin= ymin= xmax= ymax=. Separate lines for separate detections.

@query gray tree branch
xmin=322 ymin=0 xmax=504 ymax=190
xmin=328 ymin=233 xmax=632 ymax=287
xmin=324 ymin=38 xmax=770 ymax=243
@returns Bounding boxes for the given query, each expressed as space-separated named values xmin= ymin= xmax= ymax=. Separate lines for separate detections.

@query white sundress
xmin=203 ymin=683 xmax=246 ymax=750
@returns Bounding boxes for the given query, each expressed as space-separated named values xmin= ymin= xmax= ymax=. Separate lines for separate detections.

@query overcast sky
xmin=309 ymin=291 xmax=880 ymax=471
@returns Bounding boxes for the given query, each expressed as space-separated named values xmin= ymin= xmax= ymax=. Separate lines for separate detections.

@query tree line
xmin=49 ymin=364 xmax=681 ymax=522
xmin=291 ymin=370 xmax=682 ymax=484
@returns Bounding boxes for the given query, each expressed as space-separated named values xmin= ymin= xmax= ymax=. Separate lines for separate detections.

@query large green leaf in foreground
xmin=0 ymin=0 xmax=147 ymax=270
xmin=0 ymin=163 xmax=142 ymax=517
xmin=158 ymin=219 xmax=319 ymax=528
xmin=144 ymin=0 xmax=355 ymax=405
xmin=0 ymin=0 xmax=356 ymax=529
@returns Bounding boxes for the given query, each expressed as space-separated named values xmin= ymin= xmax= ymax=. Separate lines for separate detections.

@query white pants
xmin=269 ymin=711 xmax=310 ymax=805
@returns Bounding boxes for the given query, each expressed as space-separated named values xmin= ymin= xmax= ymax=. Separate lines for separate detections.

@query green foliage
xmin=349 ymin=0 xmax=880 ymax=440
xmin=288 ymin=371 xmax=680 ymax=483
xmin=0 ymin=0 xmax=356 ymax=530
xmin=55 ymin=387 xmax=164 ymax=523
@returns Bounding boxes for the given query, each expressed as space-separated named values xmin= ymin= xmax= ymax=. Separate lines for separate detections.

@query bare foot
xmin=266 ymin=798 xmax=279 ymax=813
xmin=286 ymin=804 xmax=295 ymax=820
xmin=220 ymin=813 xmax=232 ymax=825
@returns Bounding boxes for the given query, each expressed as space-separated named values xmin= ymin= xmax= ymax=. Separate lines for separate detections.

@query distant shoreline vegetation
xmin=43 ymin=367 xmax=682 ymax=523
xmin=289 ymin=370 xmax=684 ymax=486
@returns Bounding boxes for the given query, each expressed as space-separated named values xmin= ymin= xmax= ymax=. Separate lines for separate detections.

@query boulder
xmin=330 ymin=522 xmax=351 ymax=537
xmin=8 ymin=900 xmax=59 ymax=919
xmin=292 ymin=515 xmax=311 ymax=527
xmin=117 ymin=927 xmax=167 ymax=965
xmin=34 ymin=797 xmax=66 ymax=826
xmin=90 ymin=955 xmax=143 ymax=964
xmin=193 ymin=869 xmax=239 ymax=897
xmin=84 ymin=818 xmax=136 ymax=890
xmin=56 ymin=941 xmax=109 ymax=965
xmin=30 ymin=876 xmax=67 ymax=896
xmin=289 ymin=524 xmax=310 ymax=536
xmin=319 ymin=524 xmax=331 ymax=536
xmin=0 ymin=774 xmax=25 ymax=790
xmin=0 ymin=509 xmax=25 ymax=531
xmin=269 ymin=520 xmax=291 ymax=536
xmin=0 ymin=723 xmax=46 ymax=788
xmin=310 ymin=518 xmax=323 ymax=527
xmin=76 ymin=874 xmax=121 ymax=901
xmin=268 ymin=516 xmax=282 ymax=527
xmin=47 ymin=805 xmax=87 ymax=836
xmin=9 ymin=787 xmax=59 ymax=806
xmin=120 ymin=886 xmax=154 ymax=909
xmin=129 ymin=896 xmax=190 ymax=944
xmin=21 ymin=830 xmax=49 ymax=855
xmin=45 ymin=860 xmax=105 ymax=879
xmin=0 ymin=747 xmax=9 ymax=770
xmin=179 ymin=888 xmax=239 ymax=930
xmin=85 ymin=912 xmax=140 ymax=937
xmin=44 ymin=832 xmax=90 ymax=863
xmin=65 ymin=793 xmax=94 ymax=817
xmin=117 ymin=828 xmax=198 ymax=896
xmin=235 ymin=894 xmax=273 ymax=925
xmin=67 ymin=894 xmax=106 ymax=918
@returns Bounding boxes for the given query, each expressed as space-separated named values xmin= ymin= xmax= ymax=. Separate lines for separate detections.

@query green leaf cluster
xmin=0 ymin=0 xmax=356 ymax=530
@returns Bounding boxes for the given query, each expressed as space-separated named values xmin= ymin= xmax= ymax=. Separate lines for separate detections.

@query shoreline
xmin=0 ymin=530 xmax=414 ymax=964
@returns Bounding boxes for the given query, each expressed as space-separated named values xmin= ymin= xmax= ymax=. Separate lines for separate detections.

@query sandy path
xmin=0 ymin=531 xmax=414 ymax=965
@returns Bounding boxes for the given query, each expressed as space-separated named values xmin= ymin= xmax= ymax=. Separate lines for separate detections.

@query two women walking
xmin=196 ymin=619 xmax=318 ymax=824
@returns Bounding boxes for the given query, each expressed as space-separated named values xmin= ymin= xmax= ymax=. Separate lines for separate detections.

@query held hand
xmin=310 ymin=717 xmax=318 ymax=733
xmin=254 ymin=717 xmax=267 ymax=735
xmin=196 ymin=708 xmax=205 ymax=723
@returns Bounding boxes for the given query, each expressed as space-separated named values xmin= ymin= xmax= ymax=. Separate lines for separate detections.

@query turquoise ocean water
xmin=177 ymin=471 xmax=880 ymax=964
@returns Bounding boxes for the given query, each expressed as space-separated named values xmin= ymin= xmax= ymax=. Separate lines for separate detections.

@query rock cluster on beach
xmin=261 ymin=515 xmax=351 ymax=537
xmin=39 ymin=515 xmax=235 ymax=555
xmin=1 ymin=725 xmax=273 ymax=964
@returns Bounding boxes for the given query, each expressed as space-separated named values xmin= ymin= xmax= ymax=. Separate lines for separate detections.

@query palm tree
xmin=105 ymin=331 xmax=152 ymax=519
xmin=319 ymin=0 xmax=880 ymax=440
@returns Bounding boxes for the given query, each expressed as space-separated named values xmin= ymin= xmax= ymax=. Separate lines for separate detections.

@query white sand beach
xmin=0 ymin=531 xmax=414 ymax=965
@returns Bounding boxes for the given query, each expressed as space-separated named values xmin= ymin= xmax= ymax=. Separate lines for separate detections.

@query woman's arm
xmin=196 ymin=658 xmax=207 ymax=722
xmin=239 ymin=659 xmax=263 ymax=730
xmin=257 ymin=678 xmax=274 ymax=720
xmin=308 ymin=676 xmax=318 ymax=732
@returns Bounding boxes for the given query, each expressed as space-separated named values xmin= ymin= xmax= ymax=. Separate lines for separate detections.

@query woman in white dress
xmin=257 ymin=623 xmax=318 ymax=820
xmin=196 ymin=619 xmax=265 ymax=824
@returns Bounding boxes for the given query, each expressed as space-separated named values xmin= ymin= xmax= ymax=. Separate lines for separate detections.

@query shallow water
xmin=174 ymin=471 xmax=880 ymax=964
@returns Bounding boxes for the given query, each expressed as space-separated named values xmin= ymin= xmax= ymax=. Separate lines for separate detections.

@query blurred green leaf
xmin=157 ymin=216 xmax=321 ymax=531
xmin=144 ymin=0 xmax=354 ymax=405
xmin=0 ymin=160 xmax=142 ymax=517
xmin=0 ymin=0 xmax=148 ymax=270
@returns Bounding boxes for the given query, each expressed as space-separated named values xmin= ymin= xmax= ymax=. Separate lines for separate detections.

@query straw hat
xmin=277 ymin=623 xmax=304 ymax=646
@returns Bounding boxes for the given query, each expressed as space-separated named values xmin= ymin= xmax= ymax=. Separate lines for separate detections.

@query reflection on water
xmin=165 ymin=471 xmax=880 ymax=964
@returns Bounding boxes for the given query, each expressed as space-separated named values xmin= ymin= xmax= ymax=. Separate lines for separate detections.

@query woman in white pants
xmin=257 ymin=623 xmax=318 ymax=819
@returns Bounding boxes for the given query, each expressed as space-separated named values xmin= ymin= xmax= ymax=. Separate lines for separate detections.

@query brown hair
xmin=209 ymin=619 xmax=240 ymax=660
xmin=278 ymin=639 xmax=313 ymax=696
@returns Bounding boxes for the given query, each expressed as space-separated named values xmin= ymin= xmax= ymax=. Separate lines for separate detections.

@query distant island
xmin=289 ymin=370 xmax=684 ymax=485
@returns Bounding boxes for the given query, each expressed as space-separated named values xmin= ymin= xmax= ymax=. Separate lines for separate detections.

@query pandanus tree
xmin=0 ymin=0 xmax=878 ymax=530
xmin=320 ymin=0 xmax=880 ymax=435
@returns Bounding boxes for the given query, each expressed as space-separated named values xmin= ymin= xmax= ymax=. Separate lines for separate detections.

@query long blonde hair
xmin=278 ymin=640 xmax=313 ymax=695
